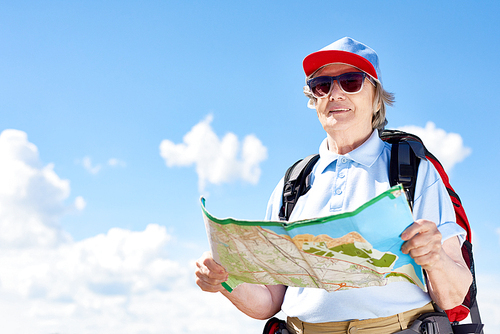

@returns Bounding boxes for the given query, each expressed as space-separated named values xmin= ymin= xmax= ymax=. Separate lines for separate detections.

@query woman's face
xmin=313 ymin=64 xmax=376 ymax=139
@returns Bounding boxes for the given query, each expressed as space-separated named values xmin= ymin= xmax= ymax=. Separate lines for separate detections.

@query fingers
xmin=401 ymin=220 xmax=443 ymax=269
xmin=195 ymin=251 xmax=229 ymax=293
xmin=401 ymin=219 xmax=434 ymax=240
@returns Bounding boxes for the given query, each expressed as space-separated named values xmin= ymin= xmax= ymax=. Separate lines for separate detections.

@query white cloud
xmin=74 ymin=195 xmax=87 ymax=210
xmin=78 ymin=156 xmax=126 ymax=174
xmin=82 ymin=156 xmax=102 ymax=174
xmin=0 ymin=226 xmax=270 ymax=333
xmin=108 ymin=158 xmax=127 ymax=168
xmin=159 ymin=115 xmax=268 ymax=192
xmin=0 ymin=129 xmax=74 ymax=248
xmin=0 ymin=225 xmax=180 ymax=299
xmin=397 ymin=122 xmax=471 ymax=172
xmin=0 ymin=128 xmax=269 ymax=333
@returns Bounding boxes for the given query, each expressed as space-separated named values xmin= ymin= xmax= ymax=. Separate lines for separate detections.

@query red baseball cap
xmin=303 ymin=37 xmax=381 ymax=81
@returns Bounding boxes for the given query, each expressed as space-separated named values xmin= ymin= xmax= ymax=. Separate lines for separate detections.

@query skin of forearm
xmin=220 ymin=283 xmax=285 ymax=320
xmin=426 ymin=248 xmax=473 ymax=310
xmin=401 ymin=222 xmax=472 ymax=310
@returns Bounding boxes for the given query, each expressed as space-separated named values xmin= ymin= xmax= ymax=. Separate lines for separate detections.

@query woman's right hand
xmin=195 ymin=251 xmax=286 ymax=319
xmin=195 ymin=251 xmax=229 ymax=293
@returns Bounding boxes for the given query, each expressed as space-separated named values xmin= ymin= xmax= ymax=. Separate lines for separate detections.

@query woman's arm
xmin=401 ymin=219 xmax=472 ymax=310
xmin=195 ymin=251 xmax=286 ymax=320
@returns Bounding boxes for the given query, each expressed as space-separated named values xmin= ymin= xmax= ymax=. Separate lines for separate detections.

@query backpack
xmin=277 ymin=129 xmax=483 ymax=333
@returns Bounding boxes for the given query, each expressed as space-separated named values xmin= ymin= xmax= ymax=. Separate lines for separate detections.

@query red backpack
xmin=275 ymin=130 xmax=483 ymax=333
xmin=380 ymin=130 xmax=479 ymax=325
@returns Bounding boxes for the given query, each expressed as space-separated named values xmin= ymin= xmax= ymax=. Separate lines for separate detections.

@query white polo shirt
xmin=265 ymin=130 xmax=465 ymax=322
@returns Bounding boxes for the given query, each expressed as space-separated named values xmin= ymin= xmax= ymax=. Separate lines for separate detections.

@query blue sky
xmin=0 ymin=1 xmax=499 ymax=333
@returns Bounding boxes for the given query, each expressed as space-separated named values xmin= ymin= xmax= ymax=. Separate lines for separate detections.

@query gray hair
xmin=303 ymin=72 xmax=395 ymax=130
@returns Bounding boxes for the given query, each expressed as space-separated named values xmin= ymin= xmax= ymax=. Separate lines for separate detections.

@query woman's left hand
xmin=401 ymin=219 xmax=472 ymax=309
xmin=400 ymin=219 xmax=444 ymax=270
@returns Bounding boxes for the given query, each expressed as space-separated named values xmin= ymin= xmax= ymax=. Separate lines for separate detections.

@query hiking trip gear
xmin=307 ymin=72 xmax=376 ymax=97
xmin=398 ymin=312 xmax=454 ymax=334
xmin=286 ymin=302 xmax=435 ymax=334
xmin=276 ymin=130 xmax=483 ymax=334
xmin=262 ymin=317 xmax=289 ymax=334
xmin=303 ymin=37 xmax=381 ymax=81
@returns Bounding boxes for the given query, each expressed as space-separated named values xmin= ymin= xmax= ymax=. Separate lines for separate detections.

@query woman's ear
xmin=308 ymin=99 xmax=317 ymax=109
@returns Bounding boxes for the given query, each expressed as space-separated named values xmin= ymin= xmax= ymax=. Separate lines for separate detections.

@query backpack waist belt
xmin=285 ymin=303 xmax=435 ymax=334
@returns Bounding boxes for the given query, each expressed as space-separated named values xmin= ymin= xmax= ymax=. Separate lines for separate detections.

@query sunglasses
xmin=307 ymin=72 xmax=376 ymax=98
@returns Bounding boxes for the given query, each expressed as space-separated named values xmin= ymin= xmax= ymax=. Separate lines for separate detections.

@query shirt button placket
xmin=331 ymin=156 xmax=348 ymax=211
xmin=337 ymin=157 xmax=348 ymax=196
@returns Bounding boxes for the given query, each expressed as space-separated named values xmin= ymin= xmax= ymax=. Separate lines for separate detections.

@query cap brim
xmin=303 ymin=50 xmax=378 ymax=79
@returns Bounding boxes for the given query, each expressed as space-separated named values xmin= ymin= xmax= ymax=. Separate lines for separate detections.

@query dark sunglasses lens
xmin=339 ymin=73 xmax=364 ymax=93
xmin=309 ymin=77 xmax=332 ymax=97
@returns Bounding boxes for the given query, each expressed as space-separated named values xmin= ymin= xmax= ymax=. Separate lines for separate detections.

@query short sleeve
xmin=412 ymin=159 xmax=466 ymax=245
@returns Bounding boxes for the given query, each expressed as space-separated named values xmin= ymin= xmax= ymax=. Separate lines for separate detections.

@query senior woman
xmin=195 ymin=37 xmax=472 ymax=334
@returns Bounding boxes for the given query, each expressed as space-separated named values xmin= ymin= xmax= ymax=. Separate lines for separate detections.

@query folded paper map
xmin=201 ymin=185 xmax=426 ymax=293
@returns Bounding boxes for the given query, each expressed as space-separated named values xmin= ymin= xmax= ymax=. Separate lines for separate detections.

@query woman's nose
xmin=328 ymin=81 xmax=345 ymax=100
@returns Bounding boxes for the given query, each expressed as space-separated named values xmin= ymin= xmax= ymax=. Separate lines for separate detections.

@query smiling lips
xmin=329 ymin=108 xmax=351 ymax=113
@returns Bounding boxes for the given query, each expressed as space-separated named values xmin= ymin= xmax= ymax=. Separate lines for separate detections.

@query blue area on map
xmin=263 ymin=188 xmax=421 ymax=282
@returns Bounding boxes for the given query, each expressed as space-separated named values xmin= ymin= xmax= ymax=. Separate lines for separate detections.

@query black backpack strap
xmin=466 ymin=300 xmax=484 ymax=334
xmin=389 ymin=140 xmax=420 ymax=209
xmin=279 ymin=154 xmax=320 ymax=221
xmin=382 ymin=130 xmax=425 ymax=210
xmin=452 ymin=322 xmax=484 ymax=334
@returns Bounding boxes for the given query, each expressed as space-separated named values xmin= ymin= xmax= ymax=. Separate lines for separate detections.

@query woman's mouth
xmin=329 ymin=108 xmax=351 ymax=113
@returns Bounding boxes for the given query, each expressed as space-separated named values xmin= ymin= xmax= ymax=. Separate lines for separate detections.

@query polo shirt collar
xmin=316 ymin=130 xmax=385 ymax=173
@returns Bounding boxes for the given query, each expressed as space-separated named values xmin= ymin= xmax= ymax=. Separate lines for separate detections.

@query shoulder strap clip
xmin=279 ymin=154 xmax=320 ymax=221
